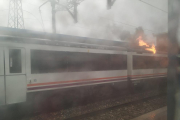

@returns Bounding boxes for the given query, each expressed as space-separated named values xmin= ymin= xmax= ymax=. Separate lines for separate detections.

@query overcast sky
xmin=0 ymin=0 xmax=167 ymax=43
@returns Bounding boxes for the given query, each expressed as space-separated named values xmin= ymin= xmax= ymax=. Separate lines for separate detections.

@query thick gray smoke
xmin=0 ymin=0 xmax=167 ymax=42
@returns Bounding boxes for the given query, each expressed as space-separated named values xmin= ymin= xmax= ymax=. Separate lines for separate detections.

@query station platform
xmin=131 ymin=106 xmax=167 ymax=120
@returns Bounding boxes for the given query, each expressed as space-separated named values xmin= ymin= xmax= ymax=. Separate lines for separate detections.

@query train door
xmin=0 ymin=47 xmax=5 ymax=105
xmin=4 ymin=48 xmax=26 ymax=104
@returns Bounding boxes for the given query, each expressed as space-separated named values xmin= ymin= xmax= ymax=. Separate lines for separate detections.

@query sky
xmin=0 ymin=0 xmax=167 ymax=43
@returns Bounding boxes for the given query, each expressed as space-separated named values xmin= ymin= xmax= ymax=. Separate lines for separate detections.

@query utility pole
xmin=39 ymin=0 xmax=59 ymax=34
xmin=168 ymin=0 xmax=180 ymax=120
xmin=51 ymin=0 xmax=57 ymax=34
xmin=8 ymin=0 xmax=24 ymax=29
xmin=107 ymin=0 xmax=116 ymax=9
xmin=71 ymin=0 xmax=78 ymax=23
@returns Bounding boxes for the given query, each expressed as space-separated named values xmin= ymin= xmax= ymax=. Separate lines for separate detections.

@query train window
xmin=68 ymin=53 xmax=127 ymax=71
xmin=133 ymin=55 xmax=168 ymax=69
xmin=89 ymin=53 xmax=111 ymax=71
xmin=31 ymin=50 xmax=68 ymax=73
xmin=110 ymin=54 xmax=127 ymax=70
xmin=31 ymin=50 xmax=127 ymax=74
xmin=68 ymin=52 xmax=92 ymax=72
xmin=9 ymin=49 xmax=22 ymax=73
xmin=133 ymin=56 xmax=154 ymax=69
xmin=154 ymin=57 xmax=168 ymax=68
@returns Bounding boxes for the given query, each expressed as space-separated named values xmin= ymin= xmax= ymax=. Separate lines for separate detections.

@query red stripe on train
xmin=27 ymin=73 xmax=166 ymax=87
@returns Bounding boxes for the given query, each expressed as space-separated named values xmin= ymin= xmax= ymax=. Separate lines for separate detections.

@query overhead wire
xmin=100 ymin=17 xmax=155 ymax=33
xmin=2 ymin=1 xmax=166 ymax=34
xmin=98 ymin=0 xmax=168 ymax=33
xmin=22 ymin=9 xmax=45 ymax=32
xmin=39 ymin=9 xmax=45 ymax=32
xmin=139 ymin=0 xmax=167 ymax=13
xmin=22 ymin=1 xmax=156 ymax=33
xmin=22 ymin=1 xmax=41 ymax=7
xmin=0 ymin=7 xmax=45 ymax=31
xmin=23 ymin=1 xmax=48 ymax=32
xmin=24 ymin=1 xmax=52 ymax=20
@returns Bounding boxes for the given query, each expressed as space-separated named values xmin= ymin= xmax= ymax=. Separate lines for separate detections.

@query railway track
xmin=21 ymin=90 xmax=166 ymax=120
xmin=64 ymin=94 xmax=166 ymax=120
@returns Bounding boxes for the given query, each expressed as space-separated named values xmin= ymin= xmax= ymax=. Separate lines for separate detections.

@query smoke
xmin=0 ymin=0 xmax=167 ymax=42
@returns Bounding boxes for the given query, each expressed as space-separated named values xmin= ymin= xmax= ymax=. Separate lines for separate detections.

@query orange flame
xmin=136 ymin=36 xmax=156 ymax=54
xmin=136 ymin=36 xmax=149 ymax=47
xmin=146 ymin=44 xmax=156 ymax=54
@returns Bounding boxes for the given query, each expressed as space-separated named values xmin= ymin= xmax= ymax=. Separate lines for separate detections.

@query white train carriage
xmin=130 ymin=52 xmax=167 ymax=79
xmin=129 ymin=52 xmax=167 ymax=92
xmin=0 ymin=27 xmax=167 ymax=106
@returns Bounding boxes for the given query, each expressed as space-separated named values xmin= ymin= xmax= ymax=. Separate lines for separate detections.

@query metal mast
xmin=8 ymin=0 xmax=24 ymax=29
xmin=51 ymin=0 xmax=57 ymax=34
xmin=65 ymin=0 xmax=84 ymax=23
xmin=39 ymin=0 xmax=84 ymax=34
xmin=39 ymin=0 xmax=60 ymax=34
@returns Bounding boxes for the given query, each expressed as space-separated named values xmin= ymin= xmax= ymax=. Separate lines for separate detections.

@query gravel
xmin=82 ymin=95 xmax=166 ymax=120
xmin=22 ymin=90 xmax=166 ymax=120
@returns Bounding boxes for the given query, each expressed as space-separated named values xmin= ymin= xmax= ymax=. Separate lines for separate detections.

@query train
xmin=0 ymin=27 xmax=167 ymax=110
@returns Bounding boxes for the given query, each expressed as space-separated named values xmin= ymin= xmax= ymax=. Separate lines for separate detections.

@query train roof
xmin=0 ymin=27 xmax=167 ymax=55
xmin=0 ymin=27 xmax=128 ymax=47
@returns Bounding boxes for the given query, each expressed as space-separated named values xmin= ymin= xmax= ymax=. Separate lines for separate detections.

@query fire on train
xmin=0 ymin=27 xmax=167 ymax=107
